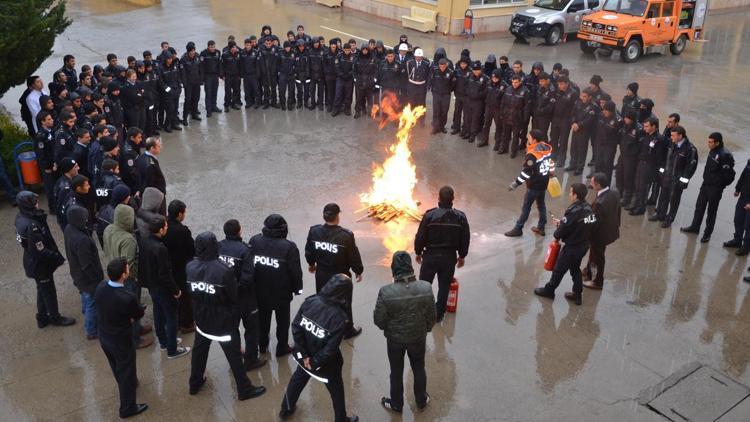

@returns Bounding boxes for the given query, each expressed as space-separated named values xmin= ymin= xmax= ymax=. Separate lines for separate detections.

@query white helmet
xmin=414 ymin=48 xmax=424 ymax=57
xmin=398 ymin=44 xmax=408 ymax=52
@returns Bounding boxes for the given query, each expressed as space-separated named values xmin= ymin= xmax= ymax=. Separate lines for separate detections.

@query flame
xmin=359 ymin=94 xmax=426 ymax=215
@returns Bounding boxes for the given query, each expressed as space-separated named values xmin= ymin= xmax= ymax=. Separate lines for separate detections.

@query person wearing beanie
xmin=181 ymin=41 xmax=202 ymax=124
xmin=187 ymin=231 xmax=267 ymax=401
xmin=374 ymin=251 xmax=436 ymax=413
xmin=681 ymin=132 xmax=735 ymax=244
xmin=15 ymin=191 xmax=76 ymax=329
xmin=477 ymin=68 xmax=503 ymax=147
xmin=217 ymin=219 xmax=267 ymax=371
xmin=323 ymin=39 xmax=339 ymax=112
xmin=305 ymin=203 xmax=364 ymax=338
xmin=461 ymin=61 xmax=488 ymax=142
xmin=617 ymin=111 xmax=643 ymax=211
xmin=638 ymin=97 xmax=656 ymax=123
xmin=259 ymin=35 xmax=280 ymax=109
xmin=415 ymin=186 xmax=470 ymax=321
xmin=294 ymin=39 xmax=312 ymax=110
xmin=450 ymin=57 xmax=471 ymax=135
xmin=622 ymin=82 xmax=641 ymax=118
xmin=277 ymin=40 xmax=297 ymax=111
xmin=429 ymin=56 xmax=455 ymax=135
xmin=249 ymin=214 xmax=303 ymax=357
xmin=483 ymin=53 xmax=497 ymax=76
xmin=594 ymin=100 xmax=623 ymax=182
xmin=200 ymin=40 xmax=223 ymax=117
xmin=307 ymin=37 xmax=326 ymax=110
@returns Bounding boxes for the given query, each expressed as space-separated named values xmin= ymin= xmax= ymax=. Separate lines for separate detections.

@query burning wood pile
xmin=356 ymin=203 xmax=422 ymax=222
xmin=359 ymin=93 xmax=426 ymax=223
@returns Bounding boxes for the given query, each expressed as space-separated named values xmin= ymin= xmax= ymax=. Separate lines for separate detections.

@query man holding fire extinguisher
xmin=414 ymin=186 xmax=470 ymax=323
xmin=534 ymin=183 xmax=596 ymax=306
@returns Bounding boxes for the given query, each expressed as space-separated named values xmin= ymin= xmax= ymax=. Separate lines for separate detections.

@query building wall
xmin=339 ymin=0 xmax=750 ymax=35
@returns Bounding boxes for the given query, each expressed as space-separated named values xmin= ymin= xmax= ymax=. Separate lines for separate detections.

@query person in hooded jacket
xmin=374 ymin=251 xmax=436 ymax=413
xmin=250 ymin=214 xmax=304 ymax=357
xmin=353 ymin=44 xmax=378 ymax=119
xmin=483 ymin=54 xmax=497 ymax=77
xmin=15 ymin=191 xmax=76 ymax=329
xmin=163 ymin=200 xmax=196 ymax=333
xmin=187 ymin=232 xmax=267 ymax=401
xmin=64 ymin=206 xmax=104 ymax=339
xmin=278 ymin=41 xmax=297 ymax=111
xmin=95 ymin=182 xmax=130 ymax=247
xmin=638 ymin=98 xmax=656 ymax=124
xmin=279 ymin=274 xmax=359 ymax=422
xmin=218 ymin=219 xmax=267 ymax=370
xmin=294 ymin=40 xmax=311 ymax=109
xmin=306 ymin=203 xmax=364 ymax=338
xmin=103 ymin=201 xmax=154 ymax=349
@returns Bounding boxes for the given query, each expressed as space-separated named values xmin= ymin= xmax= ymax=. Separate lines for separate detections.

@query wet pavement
xmin=2 ymin=1 xmax=750 ymax=420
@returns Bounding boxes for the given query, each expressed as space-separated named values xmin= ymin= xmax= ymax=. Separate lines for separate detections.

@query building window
xmin=470 ymin=0 xmax=528 ymax=6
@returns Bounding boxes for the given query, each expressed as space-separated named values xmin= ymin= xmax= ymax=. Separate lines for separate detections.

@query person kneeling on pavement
xmin=374 ymin=251 xmax=436 ymax=413
xmin=280 ymin=274 xmax=359 ymax=422
xmin=534 ymin=183 xmax=596 ymax=305
xmin=187 ymin=231 xmax=266 ymax=400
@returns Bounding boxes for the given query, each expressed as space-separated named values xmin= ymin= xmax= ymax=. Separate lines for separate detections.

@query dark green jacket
xmin=373 ymin=275 xmax=436 ymax=343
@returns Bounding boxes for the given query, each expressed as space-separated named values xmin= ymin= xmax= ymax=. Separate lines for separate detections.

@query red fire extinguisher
xmin=544 ymin=240 xmax=561 ymax=271
xmin=446 ymin=278 xmax=459 ymax=313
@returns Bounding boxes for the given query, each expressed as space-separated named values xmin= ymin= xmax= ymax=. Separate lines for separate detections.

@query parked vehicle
xmin=577 ymin=0 xmax=708 ymax=62
xmin=510 ymin=0 xmax=603 ymax=45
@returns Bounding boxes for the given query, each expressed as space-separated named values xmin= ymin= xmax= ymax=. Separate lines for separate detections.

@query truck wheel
xmin=621 ymin=39 xmax=642 ymax=63
xmin=579 ymin=40 xmax=597 ymax=54
xmin=670 ymin=35 xmax=687 ymax=55
xmin=514 ymin=34 xmax=528 ymax=43
xmin=545 ymin=25 xmax=562 ymax=45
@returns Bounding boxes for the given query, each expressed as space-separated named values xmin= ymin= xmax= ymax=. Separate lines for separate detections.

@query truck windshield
xmin=602 ymin=0 xmax=648 ymax=16
xmin=533 ymin=0 xmax=569 ymax=11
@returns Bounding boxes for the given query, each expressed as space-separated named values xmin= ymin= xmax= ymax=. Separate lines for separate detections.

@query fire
xmin=359 ymin=93 xmax=425 ymax=223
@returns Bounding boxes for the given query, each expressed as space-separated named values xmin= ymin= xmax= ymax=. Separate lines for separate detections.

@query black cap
xmin=627 ymin=82 xmax=639 ymax=94
xmin=471 ymin=61 xmax=482 ymax=70
xmin=553 ymin=62 xmax=563 ymax=70
xmin=296 ymin=39 xmax=306 ymax=47
xmin=624 ymin=111 xmax=638 ymax=121
xmin=491 ymin=68 xmax=503 ymax=79
xmin=186 ymin=41 xmax=196 ymax=51
xmin=603 ymin=101 xmax=617 ymax=113
xmin=640 ymin=98 xmax=654 ymax=108
xmin=323 ymin=203 xmax=341 ymax=219
xmin=59 ymin=157 xmax=77 ymax=174
xmin=109 ymin=82 xmax=121 ymax=91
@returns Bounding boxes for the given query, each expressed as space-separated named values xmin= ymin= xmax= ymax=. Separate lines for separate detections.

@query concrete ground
xmin=2 ymin=1 xmax=750 ymax=421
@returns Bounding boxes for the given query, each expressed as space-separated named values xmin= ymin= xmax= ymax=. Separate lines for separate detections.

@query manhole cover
xmin=638 ymin=362 xmax=750 ymax=421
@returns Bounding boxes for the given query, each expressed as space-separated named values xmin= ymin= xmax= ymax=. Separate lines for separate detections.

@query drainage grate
xmin=638 ymin=362 xmax=750 ymax=421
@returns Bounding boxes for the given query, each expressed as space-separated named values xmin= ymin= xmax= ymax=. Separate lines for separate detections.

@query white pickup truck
xmin=510 ymin=0 xmax=603 ymax=44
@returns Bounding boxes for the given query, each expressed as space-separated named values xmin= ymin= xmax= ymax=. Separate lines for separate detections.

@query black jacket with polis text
xmin=218 ymin=235 xmax=258 ymax=312
xmin=248 ymin=214 xmax=303 ymax=309
xmin=187 ymin=232 xmax=239 ymax=341
xmin=305 ymin=224 xmax=364 ymax=282
xmin=554 ymin=200 xmax=595 ymax=246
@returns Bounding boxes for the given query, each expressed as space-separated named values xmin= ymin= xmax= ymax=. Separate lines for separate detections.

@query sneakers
xmin=167 ymin=346 xmax=191 ymax=359
xmin=381 ymin=397 xmax=403 ymax=413
xmin=417 ymin=393 xmax=431 ymax=410
xmin=505 ymin=228 xmax=523 ymax=237
xmin=160 ymin=337 xmax=183 ymax=351
xmin=534 ymin=287 xmax=555 ymax=299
